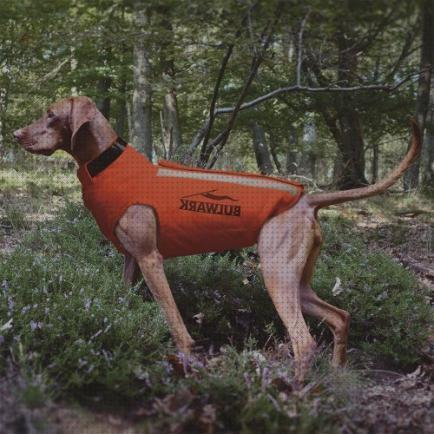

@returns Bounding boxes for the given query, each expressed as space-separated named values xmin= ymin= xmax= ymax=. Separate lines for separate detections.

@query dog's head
xmin=13 ymin=96 xmax=97 ymax=156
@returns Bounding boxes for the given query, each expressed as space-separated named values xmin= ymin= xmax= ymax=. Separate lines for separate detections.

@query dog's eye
xmin=47 ymin=111 xmax=55 ymax=118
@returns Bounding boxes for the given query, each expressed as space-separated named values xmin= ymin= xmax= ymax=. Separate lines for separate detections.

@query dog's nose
xmin=13 ymin=129 xmax=24 ymax=142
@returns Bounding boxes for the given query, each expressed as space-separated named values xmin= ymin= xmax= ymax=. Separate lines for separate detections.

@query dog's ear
xmin=70 ymin=96 xmax=96 ymax=150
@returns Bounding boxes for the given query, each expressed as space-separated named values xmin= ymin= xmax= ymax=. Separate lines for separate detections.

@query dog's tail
xmin=307 ymin=119 xmax=422 ymax=210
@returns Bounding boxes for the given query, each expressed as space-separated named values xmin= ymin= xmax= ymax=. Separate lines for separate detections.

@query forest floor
xmin=1 ymin=158 xmax=433 ymax=433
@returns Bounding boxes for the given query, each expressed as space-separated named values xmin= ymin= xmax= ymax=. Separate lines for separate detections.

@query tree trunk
xmin=268 ymin=130 xmax=282 ymax=173
xmin=70 ymin=46 xmax=78 ymax=96
xmin=162 ymin=91 xmax=182 ymax=159
xmin=404 ymin=0 xmax=433 ymax=189
xmin=96 ymin=76 xmax=112 ymax=120
xmin=132 ymin=1 xmax=153 ymax=160
xmin=372 ymin=140 xmax=379 ymax=183
xmin=159 ymin=11 xmax=182 ymax=160
xmin=252 ymin=123 xmax=273 ymax=174
xmin=307 ymin=39 xmax=368 ymax=188
xmin=0 ymin=87 xmax=6 ymax=153
xmin=127 ymin=100 xmax=132 ymax=141
xmin=299 ymin=120 xmax=317 ymax=179
xmin=422 ymin=78 xmax=434 ymax=188
xmin=333 ymin=24 xmax=368 ymax=189
xmin=286 ymin=125 xmax=298 ymax=175
xmin=336 ymin=105 xmax=368 ymax=189
xmin=115 ymin=76 xmax=127 ymax=140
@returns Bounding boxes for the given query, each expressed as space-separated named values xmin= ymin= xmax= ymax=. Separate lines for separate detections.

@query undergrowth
xmin=0 ymin=201 xmax=432 ymax=432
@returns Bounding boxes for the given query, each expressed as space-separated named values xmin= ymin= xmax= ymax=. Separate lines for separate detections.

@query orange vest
xmin=77 ymin=145 xmax=303 ymax=258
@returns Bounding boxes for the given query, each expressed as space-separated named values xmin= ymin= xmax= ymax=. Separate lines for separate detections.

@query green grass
xmin=1 ymin=203 xmax=29 ymax=230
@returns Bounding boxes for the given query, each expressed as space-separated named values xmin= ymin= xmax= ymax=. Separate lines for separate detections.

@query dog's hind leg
xmin=299 ymin=219 xmax=350 ymax=367
xmin=123 ymin=254 xmax=141 ymax=287
xmin=258 ymin=204 xmax=317 ymax=386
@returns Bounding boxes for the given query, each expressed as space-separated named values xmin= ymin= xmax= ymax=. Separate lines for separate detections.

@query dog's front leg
xmin=136 ymin=250 xmax=195 ymax=353
xmin=115 ymin=205 xmax=195 ymax=354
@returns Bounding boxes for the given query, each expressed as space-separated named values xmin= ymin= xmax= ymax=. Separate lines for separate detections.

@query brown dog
xmin=14 ymin=96 xmax=421 ymax=385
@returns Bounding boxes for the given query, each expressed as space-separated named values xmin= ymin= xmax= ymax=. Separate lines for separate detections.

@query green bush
xmin=166 ymin=253 xmax=284 ymax=349
xmin=145 ymin=344 xmax=341 ymax=434
xmin=313 ymin=216 xmax=433 ymax=366
xmin=166 ymin=216 xmax=432 ymax=367
xmin=0 ymin=202 xmax=170 ymax=398
xmin=1 ymin=202 xmax=431 ymax=407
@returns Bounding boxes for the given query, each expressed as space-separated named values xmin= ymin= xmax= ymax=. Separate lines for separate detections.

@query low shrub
xmin=166 ymin=253 xmax=284 ymax=349
xmin=0 ymin=202 xmax=170 ymax=398
xmin=145 ymin=344 xmax=342 ymax=434
xmin=313 ymin=216 xmax=433 ymax=366
xmin=1 ymin=202 xmax=431 ymax=407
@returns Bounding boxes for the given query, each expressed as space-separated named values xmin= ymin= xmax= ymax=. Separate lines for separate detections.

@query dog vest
xmin=77 ymin=145 xmax=304 ymax=258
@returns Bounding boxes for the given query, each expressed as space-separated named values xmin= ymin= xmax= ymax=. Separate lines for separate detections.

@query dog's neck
xmin=67 ymin=111 xmax=118 ymax=166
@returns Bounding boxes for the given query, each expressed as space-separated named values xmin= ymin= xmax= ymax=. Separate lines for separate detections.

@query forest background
xmin=1 ymin=1 xmax=434 ymax=433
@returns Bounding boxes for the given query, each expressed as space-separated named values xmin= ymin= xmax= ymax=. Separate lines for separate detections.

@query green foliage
xmin=2 ymin=0 xmax=422 ymax=181
xmin=166 ymin=216 xmax=432 ymax=367
xmin=147 ymin=345 xmax=341 ymax=434
xmin=0 ymin=202 xmax=170 ymax=397
xmin=2 ymin=204 xmax=29 ymax=231
xmin=313 ymin=216 xmax=433 ymax=366
xmin=0 ymin=201 xmax=432 ymax=431
xmin=1 ymin=203 xmax=431 ymax=406
xmin=166 ymin=253 xmax=283 ymax=349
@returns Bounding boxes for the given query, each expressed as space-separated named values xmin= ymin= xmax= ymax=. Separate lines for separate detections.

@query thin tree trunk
xmin=132 ymin=1 xmax=153 ymax=159
xmin=422 ymin=78 xmax=434 ymax=188
xmin=158 ymin=10 xmax=182 ymax=160
xmin=0 ymin=87 xmax=6 ymax=153
xmin=372 ymin=140 xmax=379 ymax=183
xmin=336 ymin=105 xmax=368 ymax=188
xmin=286 ymin=125 xmax=298 ymax=175
xmin=127 ymin=100 xmax=132 ymax=141
xmin=300 ymin=120 xmax=318 ymax=180
xmin=268 ymin=130 xmax=282 ymax=173
xmin=252 ymin=123 xmax=273 ymax=174
xmin=404 ymin=0 xmax=433 ymax=189
xmin=162 ymin=91 xmax=182 ymax=159
xmin=70 ymin=46 xmax=78 ymax=96
xmin=116 ymin=76 xmax=127 ymax=140
xmin=333 ymin=151 xmax=344 ymax=185
xmin=96 ymin=76 xmax=112 ymax=120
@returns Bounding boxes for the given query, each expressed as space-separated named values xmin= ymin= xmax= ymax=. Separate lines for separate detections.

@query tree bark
xmin=158 ymin=10 xmax=183 ymax=160
xmin=252 ymin=123 xmax=273 ymax=174
xmin=336 ymin=104 xmax=368 ymax=188
xmin=268 ymin=130 xmax=282 ymax=173
xmin=422 ymin=78 xmax=434 ymax=188
xmin=115 ymin=76 xmax=127 ymax=140
xmin=132 ymin=1 xmax=153 ymax=160
xmin=372 ymin=140 xmax=379 ymax=183
xmin=96 ymin=76 xmax=112 ymax=120
xmin=286 ymin=125 xmax=298 ymax=175
xmin=333 ymin=24 xmax=368 ymax=189
xmin=404 ymin=0 xmax=433 ymax=189
xmin=306 ymin=24 xmax=368 ymax=189
xmin=299 ymin=120 xmax=318 ymax=179
xmin=70 ymin=46 xmax=78 ymax=97
xmin=0 ymin=87 xmax=6 ymax=153
xmin=162 ymin=91 xmax=182 ymax=159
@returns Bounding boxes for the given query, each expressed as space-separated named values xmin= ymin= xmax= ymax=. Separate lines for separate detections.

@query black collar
xmin=87 ymin=137 xmax=127 ymax=177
